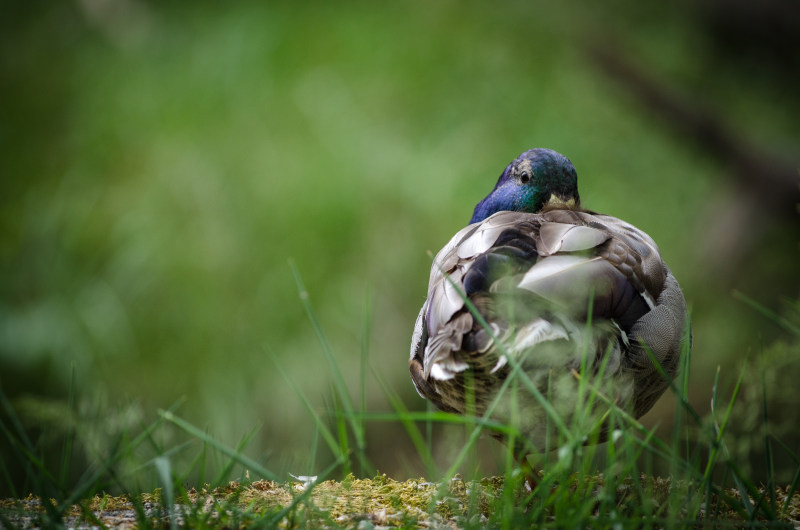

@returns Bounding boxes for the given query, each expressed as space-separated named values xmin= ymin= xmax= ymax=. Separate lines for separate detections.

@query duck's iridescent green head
xmin=470 ymin=148 xmax=580 ymax=224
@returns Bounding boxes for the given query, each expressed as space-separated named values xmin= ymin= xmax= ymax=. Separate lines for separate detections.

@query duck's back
xmin=409 ymin=208 xmax=688 ymax=446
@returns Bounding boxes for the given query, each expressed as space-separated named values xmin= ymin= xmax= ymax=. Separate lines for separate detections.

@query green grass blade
xmin=289 ymin=260 xmax=371 ymax=474
xmin=780 ymin=460 xmax=800 ymax=518
xmin=159 ymin=410 xmax=279 ymax=482
xmin=732 ymin=291 xmax=800 ymax=335
xmin=731 ymin=290 xmax=800 ymax=335
xmin=641 ymin=341 xmax=704 ymax=430
xmin=268 ymin=350 xmax=344 ymax=466
xmin=154 ymin=456 xmax=177 ymax=529
xmin=0 ymin=418 xmax=26 ymax=499
xmin=761 ymin=364 xmax=776 ymax=514
xmin=212 ymin=426 xmax=260 ymax=487
xmin=371 ymin=365 xmax=439 ymax=477
xmin=711 ymin=364 xmax=754 ymax=518
xmin=0 ymin=383 xmax=62 ymax=501
xmin=361 ymin=288 xmax=371 ymax=426
xmin=59 ymin=362 xmax=77 ymax=488
xmin=309 ymin=421 xmax=319 ymax=477
xmin=331 ymin=389 xmax=352 ymax=476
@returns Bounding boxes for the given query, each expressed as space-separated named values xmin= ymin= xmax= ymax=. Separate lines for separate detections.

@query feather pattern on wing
xmin=409 ymin=208 xmax=689 ymax=450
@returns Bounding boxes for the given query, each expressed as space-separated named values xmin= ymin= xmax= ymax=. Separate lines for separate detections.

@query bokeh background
xmin=2 ymin=0 xmax=798 ymax=495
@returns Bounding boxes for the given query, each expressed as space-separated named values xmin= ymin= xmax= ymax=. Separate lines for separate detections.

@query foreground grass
xmin=2 ymin=285 xmax=799 ymax=528
xmin=4 ymin=474 xmax=799 ymax=528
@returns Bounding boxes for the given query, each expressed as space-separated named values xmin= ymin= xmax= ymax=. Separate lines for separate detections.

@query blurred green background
xmin=1 ymin=1 xmax=798 ymax=494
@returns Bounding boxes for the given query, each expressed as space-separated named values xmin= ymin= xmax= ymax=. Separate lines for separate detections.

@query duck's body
xmin=409 ymin=149 xmax=689 ymax=470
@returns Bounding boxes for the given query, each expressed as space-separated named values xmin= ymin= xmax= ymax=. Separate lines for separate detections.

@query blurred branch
xmin=584 ymin=39 xmax=799 ymax=216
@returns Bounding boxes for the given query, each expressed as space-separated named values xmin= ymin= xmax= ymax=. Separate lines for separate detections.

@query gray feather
xmin=409 ymin=208 xmax=690 ymax=451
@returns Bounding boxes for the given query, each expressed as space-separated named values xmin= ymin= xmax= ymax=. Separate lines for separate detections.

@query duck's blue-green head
xmin=470 ymin=148 xmax=580 ymax=224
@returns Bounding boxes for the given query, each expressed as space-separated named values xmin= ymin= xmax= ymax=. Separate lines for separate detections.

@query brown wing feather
xmin=410 ymin=208 xmax=689 ymax=430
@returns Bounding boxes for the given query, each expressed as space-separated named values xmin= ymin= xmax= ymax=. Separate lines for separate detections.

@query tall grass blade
xmin=371 ymin=366 xmax=439 ymax=477
xmin=154 ymin=456 xmax=177 ymax=529
xmin=0 ymin=417 xmax=23 ymax=499
xmin=289 ymin=260 xmax=372 ymax=475
xmin=309 ymin=421 xmax=319 ymax=477
xmin=268 ymin=350 xmax=344 ymax=466
xmin=361 ymin=289 xmax=371 ymax=428
xmin=732 ymin=291 xmax=800 ymax=335
xmin=160 ymin=410 xmax=279 ymax=482
xmin=642 ymin=343 xmax=703 ymax=428
xmin=702 ymin=365 xmax=723 ymax=519
xmin=761 ymin=365 xmax=776 ymax=514
xmin=191 ymin=432 xmax=208 ymax=487
xmin=711 ymin=363 xmax=754 ymax=518
xmin=212 ymin=427 xmax=260 ymax=487
xmin=0 ymin=383 xmax=58 ymax=501
xmin=59 ymin=362 xmax=77 ymax=488
xmin=680 ymin=313 xmax=692 ymax=459
xmin=781 ymin=460 xmax=800 ymax=518
xmin=331 ymin=389 xmax=352 ymax=476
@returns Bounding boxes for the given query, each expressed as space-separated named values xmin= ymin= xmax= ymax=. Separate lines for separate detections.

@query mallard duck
xmin=409 ymin=148 xmax=690 ymax=487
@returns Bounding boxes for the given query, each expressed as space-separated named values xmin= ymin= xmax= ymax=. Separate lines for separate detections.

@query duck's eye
xmin=520 ymin=171 xmax=530 ymax=184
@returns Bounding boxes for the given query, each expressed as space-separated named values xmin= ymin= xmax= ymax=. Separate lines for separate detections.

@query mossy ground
xmin=3 ymin=474 xmax=798 ymax=528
